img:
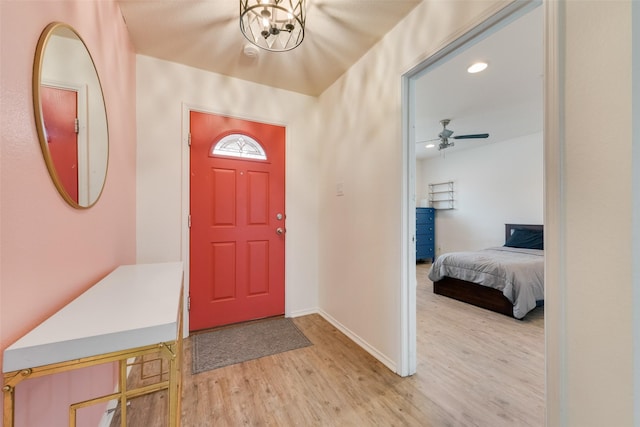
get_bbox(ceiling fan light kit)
[421,119,490,151]
[240,0,306,52]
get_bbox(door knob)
[276,227,285,235]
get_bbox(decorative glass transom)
[210,133,267,160]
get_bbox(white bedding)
[428,246,544,319]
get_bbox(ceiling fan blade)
[415,137,440,144]
[452,133,489,140]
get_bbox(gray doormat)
[192,317,312,374]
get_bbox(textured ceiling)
[118,1,543,160]
[118,0,421,96]
[414,6,543,158]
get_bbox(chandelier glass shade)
[240,0,306,52]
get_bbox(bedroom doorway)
[401,0,545,413]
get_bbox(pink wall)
[0,0,136,425]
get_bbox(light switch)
[336,182,344,196]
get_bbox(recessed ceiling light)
[425,144,435,149]
[467,62,488,74]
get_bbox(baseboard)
[287,307,319,318]
[97,359,135,427]
[180,307,397,373]
[98,399,118,427]
[317,309,397,373]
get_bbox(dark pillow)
[505,228,543,249]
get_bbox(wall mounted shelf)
[429,181,454,210]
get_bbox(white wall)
[135,55,320,326]
[314,0,512,370]
[314,0,638,424]
[417,133,543,254]
[547,1,634,425]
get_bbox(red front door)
[189,111,286,331]
[41,85,79,203]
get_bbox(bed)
[428,224,544,319]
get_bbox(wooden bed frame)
[432,223,543,318]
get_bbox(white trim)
[631,0,640,422]
[399,0,543,378]
[97,398,117,427]
[543,1,566,425]
[318,309,397,372]
[289,305,401,370]
[399,75,416,377]
[287,307,318,318]
[181,103,191,338]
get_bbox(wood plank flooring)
[177,262,544,426]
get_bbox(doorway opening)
[400,0,544,380]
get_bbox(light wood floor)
[133,262,544,426]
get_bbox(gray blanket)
[428,246,544,319]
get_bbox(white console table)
[2,262,184,427]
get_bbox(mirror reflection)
[34,23,108,208]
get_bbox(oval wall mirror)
[33,22,109,208]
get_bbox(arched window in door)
[210,133,267,160]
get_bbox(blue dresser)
[416,207,435,262]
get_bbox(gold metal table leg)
[2,340,182,427]
[2,384,14,427]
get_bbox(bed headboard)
[505,224,543,244]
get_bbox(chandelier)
[240,0,306,52]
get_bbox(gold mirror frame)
[33,22,109,209]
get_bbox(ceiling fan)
[421,119,489,151]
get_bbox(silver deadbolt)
[276,213,283,220]
[276,227,284,235]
